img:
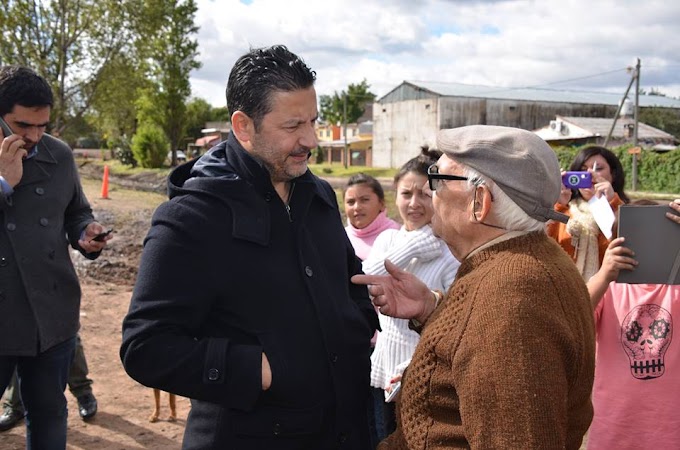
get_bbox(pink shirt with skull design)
[589,282,679,450]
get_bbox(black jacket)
[0,134,97,355]
[121,133,378,449]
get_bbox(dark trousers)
[0,336,76,450]
[373,388,396,442]
[2,334,92,412]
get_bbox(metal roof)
[384,80,680,109]
[534,116,677,143]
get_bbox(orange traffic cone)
[101,165,110,199]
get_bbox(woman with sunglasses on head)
[362,146,460,440]
[547,145,630,280]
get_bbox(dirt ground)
[0,160,383,450]
[0,162,602,449]
[2,166,191,449]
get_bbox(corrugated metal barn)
[373,80,680,168]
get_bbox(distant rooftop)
[534,115,677,145]
[380,80,680,109]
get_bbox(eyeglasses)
[427,164,468,191]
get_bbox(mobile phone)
[90,228,114,242]
[562,171,592,189]
[0,116,13,137]
[385,381,401,403]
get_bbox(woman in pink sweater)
[344,173,400,261]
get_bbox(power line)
[523,67,629,89]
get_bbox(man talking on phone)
[0,65,110,449]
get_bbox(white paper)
[588,195,616,239]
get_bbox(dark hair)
[569,145,630,203]
[0,66,53,116]
[344,173,385,202]
[226,45,316,131]
[394,145,443,185]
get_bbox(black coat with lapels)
[121,133,378,449]
[0,134,97,356]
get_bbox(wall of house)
[373,98,439,168]
[374,97,621,168]
[484,100,617,130]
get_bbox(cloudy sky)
[191,0,680,107]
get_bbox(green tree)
[211,106,230,123]
[138,0,201,166]
[87,54,149,147]
[185,98,213,140]
[0,0,134,142]
[131,123,168,168]
[319,79,376,125]
[639,107,680,139]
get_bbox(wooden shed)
[373,81,680,168]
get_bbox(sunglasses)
[427,164,468,191]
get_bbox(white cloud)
[190,0,680,105]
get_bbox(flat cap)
[437,125,568,223]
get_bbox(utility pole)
[603,59,641,191]
[343,93,348,169]
[604,71,635,147]
[632,58,640,191]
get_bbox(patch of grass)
[75,158,173,176]
[309,164,397,179]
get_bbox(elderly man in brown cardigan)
[353,125,595,450]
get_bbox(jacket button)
[273,423,281,435]
[207,368,219,381]
[39,218,49,226]
[339,432,348,443]
[6,223,16,231]
[0,257,7,267]
[331,354,338,363]
[35,187,45,195]
[265,192,272,202]
[48,250,55,259]
[305,266,313,277]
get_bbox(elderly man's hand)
[666,199,680,224]
[352,259,436,324]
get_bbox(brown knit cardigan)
[379,232,595,450]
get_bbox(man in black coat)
[0,66,110,449]
[121,45,379,449]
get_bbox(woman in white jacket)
[363,146,460,439]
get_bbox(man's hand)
[351,259,434,324]
[0,133,28,187]
[261,353,272,390]
[78,222,111,253]
[666,199,680,224]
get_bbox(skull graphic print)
[621,304,673,380]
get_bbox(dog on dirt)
[149,388,177,423]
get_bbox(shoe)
[77,393,97,421]
[0,407,24,432]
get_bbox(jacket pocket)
[231,403,324,437]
